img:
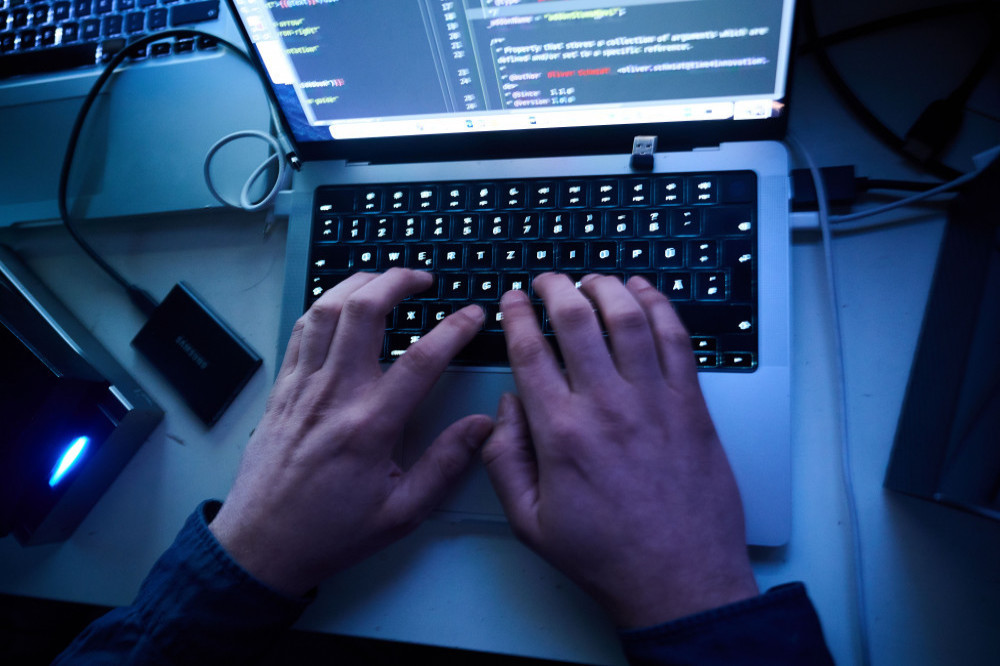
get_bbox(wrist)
[608,562,759,629]
[208,502,314,598]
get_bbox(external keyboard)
[0,0,221,78]
[306,171,759,371]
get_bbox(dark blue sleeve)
[618,583,835,665]
[53,501,311,665]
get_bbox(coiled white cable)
[203,129,292,212]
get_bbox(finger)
[580,274,660,383]
[296,272,380,374]
[377,303,485,414]
[533,273,616,390]
[482,393,540,540]
[325,268,434,375]
[500,287,568,413]
[384,413,494,529]
[275,317,305,383]
[627,276,699,386]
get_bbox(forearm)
[54,501,311,665]
[619,583,835,666]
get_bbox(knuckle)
[431,446,467,481]
[304,297,343,324]
[334,412,365,442]
[604,305,648,334]
[388,503,423,533]
[548,299,595,331]
[545,413,583,446]
[379,507,422,541]
[342,290,382,321]
[659,316,691,350]
[289,318,307,338]
[507,331,551,365]
[480,438,504,467]
[395,338,440,376]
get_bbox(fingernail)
[629,275,653,290]
[458,303,485,323]
[496,392,519,421]
[502,289,530,305]
[467,414,495,443]
[498,392,512,412]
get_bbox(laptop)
[229,0,796,546]
[0,3,270,228]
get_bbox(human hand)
[483,273,757,628]
[209,269,493,597]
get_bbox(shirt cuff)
[130,500,313,661]
[618,583,834,665]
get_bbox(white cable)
[787,135,873,666]
[830,167,982,224]
[204,129,291,212]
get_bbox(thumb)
[390,414,494,524]
[482,393,539,529]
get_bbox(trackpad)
[401,370,516,520]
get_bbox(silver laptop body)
[238,0,797,546]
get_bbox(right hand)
[482,273,758,628]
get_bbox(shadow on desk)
[0,594,583,666]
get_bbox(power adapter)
[131,283,262,426]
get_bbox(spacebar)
[0,43,99,79]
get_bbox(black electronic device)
[885,156,1000,520]
[131,283,262,427]
[0,245,164,546]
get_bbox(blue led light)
[48,436,90,488]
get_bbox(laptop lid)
[227,0,797,163]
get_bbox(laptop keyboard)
[307,171,759,371]
[0,0,220,78]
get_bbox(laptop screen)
[227,0,797,162]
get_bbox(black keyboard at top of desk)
[305,171,759,372]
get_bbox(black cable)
[58,30,254,317]
[903,14,1000,163]
[859,178,937,193]
[967,106,1000,124]
[790,165,953,210]
[799,0,997,182]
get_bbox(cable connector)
[790,165,857,211]
[630,135,657,171]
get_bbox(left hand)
[209,269,493,596]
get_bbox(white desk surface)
[3,3,1000,664]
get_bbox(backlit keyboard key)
[309,171,758,370]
